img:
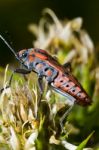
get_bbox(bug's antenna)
[0,34,18,59]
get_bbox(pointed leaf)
[76,131,94,150]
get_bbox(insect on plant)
[0,35,92,125]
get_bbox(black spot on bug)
[35,62,39,66]
[60,80,63,82]
[72,89,75,92]
[44,67,49,71]
[66,84,69,87]
[32,54,35,57]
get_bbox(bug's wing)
[48,55,72,73]
[51,85,76,105]
[63,62,71,72]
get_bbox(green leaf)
[76,131,94,150]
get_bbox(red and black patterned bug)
[0,35,91,107]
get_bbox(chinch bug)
[0,35,92,124]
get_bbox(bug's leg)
[14,68,31,74]
[37,76,43,106]
[0,72,14,93]
[60,101,74,131]
[34,77,43,119]
[0,69,31,93]
[15,68,31,80]
[11,68,31,85]
[63,62,71,72]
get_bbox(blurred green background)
[0,0,99,65]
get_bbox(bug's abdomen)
[33,58,91,106]
[51,71,91,106]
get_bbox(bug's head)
[17,48,36,69]
[17,49,28,61]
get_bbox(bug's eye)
[22,52,27,58]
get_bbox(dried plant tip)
[9,126,20,150]
[43,8,62,30]
[24,130,38,150]
[71,17,83,31]
[20,103,28,122]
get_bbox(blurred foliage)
[0,8,99,150]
